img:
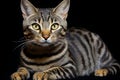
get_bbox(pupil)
[53,26,55,29]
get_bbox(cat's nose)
[42,34,50,40]
[42,30,50,40]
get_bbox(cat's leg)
[33,66,77,80]
[94,52,120,77]
[94,62,120,77]
[95,69,108,77]
[94,54,120,77]
[11,67,30,80]
[93,34,120,77]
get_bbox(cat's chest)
[21,51,70,72]
[20,42,70,72]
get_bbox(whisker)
[12,37,26,43]
[12,37,30,43]
[12,40,27,43]
[12,42,26,52]
[12,39,34,53]
[18,37,26,40]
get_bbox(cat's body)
[11,0,120,80]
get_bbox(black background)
[1,0,120,80]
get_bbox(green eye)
[51,23,59,30]
[32,23,40,30]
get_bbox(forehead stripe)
[47,15,50,21]
[40,12,44,21]
[38,18,41,23]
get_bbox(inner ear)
[53,0,70,19]
[21,0,38,19]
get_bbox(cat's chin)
[31,41,55,47]
[40,42,52,47]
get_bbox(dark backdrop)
[1,0,120,80]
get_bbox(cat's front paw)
[11,72,24,80]
[33,72,49,80]
[95,69,108,77]
[11,67,29,80]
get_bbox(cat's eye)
[32,23,40,30]
[51,23,59,30]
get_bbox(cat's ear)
[20,0,38,19]
[53,0,70,20]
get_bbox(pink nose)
[42,34,50,40]
[41,30,50,40]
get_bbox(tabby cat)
[11,0,120,80]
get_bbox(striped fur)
[11,0,120,80]
[67,28,120,76]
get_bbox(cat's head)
[21,0,70,46]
